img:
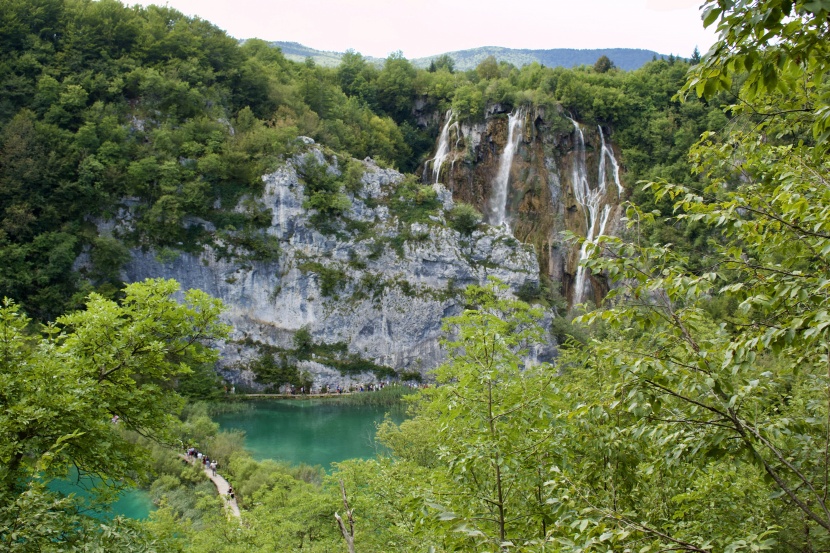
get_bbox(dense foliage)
[0,278,227,551]
[0,0,720,320]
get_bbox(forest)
[1,0,830,551]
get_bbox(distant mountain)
[268,41,665,71]
[414,46,664,72]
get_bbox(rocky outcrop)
[116,145,542,390]
[422,107,626,307]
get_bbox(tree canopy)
[0,278,227,551]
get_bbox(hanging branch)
[334,479,356,553]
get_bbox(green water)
[49,471,154,520]
[48,399,396,520]
[215,399,403,467]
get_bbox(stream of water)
[427,109,457,184]
[570,119,622,305]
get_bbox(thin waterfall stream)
[487,110,524,227]
[427,109,457,184]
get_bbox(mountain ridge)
[269,41,668,71]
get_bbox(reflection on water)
[214,399,404,467]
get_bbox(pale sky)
[129,0,718,59]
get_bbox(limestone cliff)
[421,107,626,307]
[114,144,541,390]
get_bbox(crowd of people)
[186,447,219,477]
[184,447,237,506]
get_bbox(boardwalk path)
[181,454,240,519]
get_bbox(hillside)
[260,40,356,67]
[270,40,665,70]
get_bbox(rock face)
[422,107,626,307]
[119,146,541,390]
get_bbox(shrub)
[298,153,351,223]
[448,202,482,235]
[389,175,441,224]
[298,261,347,297]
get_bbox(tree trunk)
[334,479,356,553]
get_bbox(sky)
[128,0,718,59]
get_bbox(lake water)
[214,398,403,467]
[53,398,397,519]
[49,471,154,520]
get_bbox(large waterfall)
[426,110,457,184]
[487,110,524,227]
[570,120,621,305]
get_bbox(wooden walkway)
[181,454,240,519]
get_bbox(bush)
[448,202,482,235]
[298,261,347,297]
[293,326,314,357]
[205,430,248,467]
[389,175,441,223]
[342,159,365,194]
[298,153,351,220]
[516,281,540,303]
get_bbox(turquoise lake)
[49,472,155,520]
[214,398,404,467]
[53,399,399,519]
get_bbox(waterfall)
[427,110,457,184]
[487,110,524,227]
[598,125,624,197]
[570,119,618,305]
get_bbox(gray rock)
[117,149,542,387]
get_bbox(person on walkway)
[210,460,217,476]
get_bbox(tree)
[451,84,484,122]
[429,54,455,74]
[593,54,613,73]
[690,45,701,65]
[476,55,500,80]
[555,0,830,549]
[405,281,557,550]
[337,49,371,98]
[685,0,830,145]
[0,278,228,550]
[376,52,416,123]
